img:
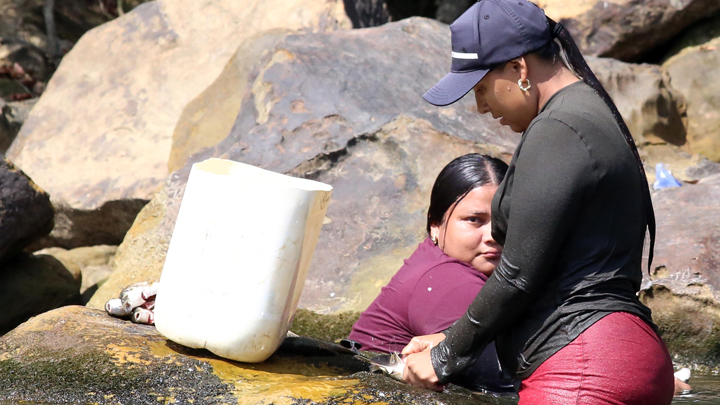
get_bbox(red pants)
[518,312,674,405]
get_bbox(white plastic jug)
[154,158,332,362]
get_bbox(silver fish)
[359,352,406,381]
[105,298,131,317]
[132,307,155,325]
[119,281,159,312]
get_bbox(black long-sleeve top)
[430,81,656,382]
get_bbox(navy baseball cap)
[423,0,552,106]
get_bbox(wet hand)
[401,333,446,355]
[402,350,445,392]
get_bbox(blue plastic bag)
[653,163,682,190]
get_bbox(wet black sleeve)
[430,117,597,382]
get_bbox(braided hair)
[540,18,657,273]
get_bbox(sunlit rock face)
[6,0,355,250]
[0,306,508,405]
[663,36,720,163]
[88,17,519,311]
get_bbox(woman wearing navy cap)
[401,0,675,403]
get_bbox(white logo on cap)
[451,51,479,59]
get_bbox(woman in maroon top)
[349,153,513,392]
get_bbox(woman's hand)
[401,333,446,355]
[401,333,447,391]
[403,350,445,391]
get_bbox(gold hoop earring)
[518,78,531,92]
[431,235,438,245]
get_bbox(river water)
[672,371,720,404]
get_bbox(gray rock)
[640,173,720,366]
[540,0,720,61]
[87,17,518,310]
[6,0,355,250]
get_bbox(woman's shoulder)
[399,239,482,279]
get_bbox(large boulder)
[380,0,720,61]
[0,252,80,335]
[87,17,519,310]
[663,36,720,162]
[640,173,720,366]
[535,0,720,61]
[0,157,53,264]
[0,306,503,404]
[6,0,357,250]
[89,17,720,313]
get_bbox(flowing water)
[672,371,720,404]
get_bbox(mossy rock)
[290,309,362,343]
[641,284,720,370]
[0,306,511,404]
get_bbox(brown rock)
[663,36,720,162]
[0,253,80,335]
[640,173,720,365]
[537,0,720,61]
[24,198,147,251]
[658,10,720,63]
[88,17,518,310]
[587,56,687,147]
[0,306,500,404]
[7,0,354,249]
[641,144,720,186]
[34,245,117,304]
[0,157,53,264]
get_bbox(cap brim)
[423,69,489,106]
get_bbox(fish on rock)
[357,352,407,381]
[105,298,131,317]
[132,307,155,325]
[105,281,159,325]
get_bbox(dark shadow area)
[639,9,720,65]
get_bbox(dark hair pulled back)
[426,154,508,235]
[543,18,656,272]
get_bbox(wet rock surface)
[0,306,513,404]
